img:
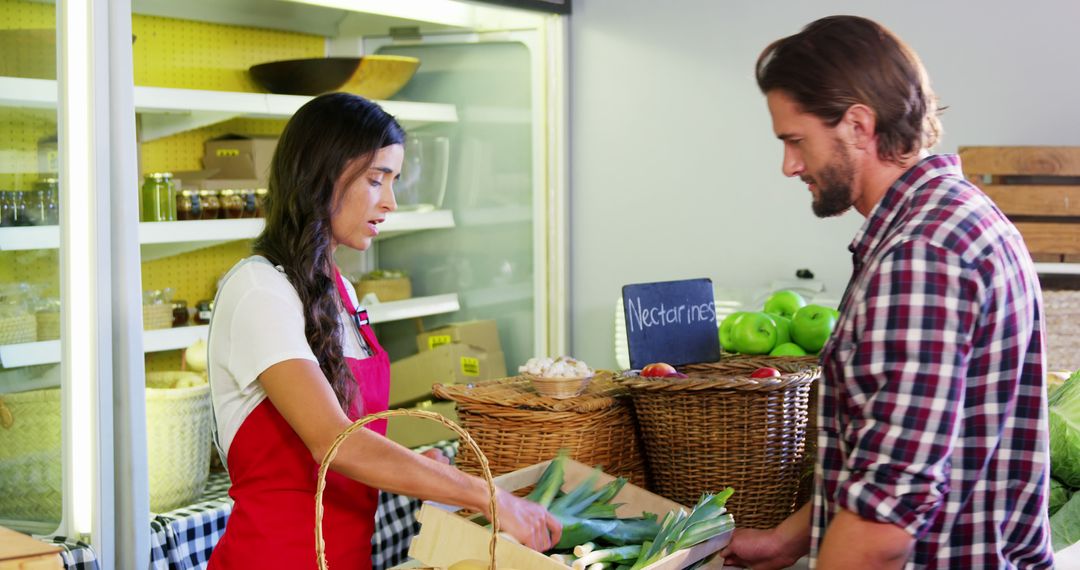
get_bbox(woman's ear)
[842,104,877,151]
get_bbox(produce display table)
[42,440,459,570]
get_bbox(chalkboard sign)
[622,278,721,369]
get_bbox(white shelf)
[366,293,460,323]
[0,76,459,140]
[0,293,461,367]
[0,210,456,259]
[1035,263,1080,275]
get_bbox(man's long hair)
[756,15,943,165]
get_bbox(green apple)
[731,312,778,355]
[790,304,838,353]
[764,313,791,346]
[763,290,807,319]
[770,342,808,356]
[718,311,747,352]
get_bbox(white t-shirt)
[208,256,368,458]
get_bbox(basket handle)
[315,408,499,570]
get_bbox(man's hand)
[721,527,803,569]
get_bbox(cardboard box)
[203,135,278,182]
[389,343,507,408]
[416,320,502,355]
[385,399,459,449]
[408,459,732,570]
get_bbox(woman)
[206,92,561,569]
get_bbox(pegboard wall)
[0,0,326,371]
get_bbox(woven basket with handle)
[432,372,649,488]
[619,355,820,530]
[315,409,499,570]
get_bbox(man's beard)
[808,140,856,218]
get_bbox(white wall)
[568,0,1080,369]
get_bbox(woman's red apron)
[208,268,390,569]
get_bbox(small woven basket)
[522,373,592,399]
[315,409,498,570]
[1043,290,1080,371]
[143,303,174,331]
[0,312,36,345]
[35,311,60,341]
[0,389,63,523]
[619,355,820,529]
[355,277,412,302]
[433,372,649,488]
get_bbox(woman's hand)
[421,448,450,464]
[490,488,562,553]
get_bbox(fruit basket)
[619,355,820,529]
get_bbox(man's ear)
[842,104,877,151]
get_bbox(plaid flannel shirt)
[811,154,1053,568]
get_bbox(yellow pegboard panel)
[0,0,54,29]
[141,239,253,314]
[132,14,323,92]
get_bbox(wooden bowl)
[248,55,420,99]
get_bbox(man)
[722,15,1053,569]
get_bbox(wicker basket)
[143,303,174,330]
[0,312,37,345]
[35,311,60,341]
[316,409,499,570]
[1043,290,1080,371]
[432,372,649,488]
[619,355,820,529]
[0,372,211,522]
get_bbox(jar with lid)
[238,189,257,218]
[254,188,268,217]
[194,299,213,325]
[172,300,189,327]
[218,189,245,219]
[6,191,31,226]
[0,192,12,227]
[141,173,175,222]
[199,190,221,220]
[176,189,202,221]
[33,178,59,225]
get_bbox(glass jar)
[194,299,213,325]
[141,173,174,222]
[255,188,268,217]
[7,191,30,226]
[219,189,245,219]
[176,189,202,221]
[199,190,221,220]
[238,189,257,218]
[172,300,189,327]
[33,178,59,225]
[22,190,44,226]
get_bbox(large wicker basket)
[0,372,211,523]
[432,372,649,488]
[619,355,820,529]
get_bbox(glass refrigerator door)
[362,20,569,369]
[0,0,67,536]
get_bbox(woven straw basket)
[0,372,211,522]
[143,303,174,330]
[1043,290,1080,372]
[0,312,36,345]
[315,409,499,570]
[619,355,820,529]
[432,372,649,488]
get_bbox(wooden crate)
[958,146,1080,262]
[407,459,731,570]
[0,526,62,570]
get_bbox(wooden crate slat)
[959,146,1080,176]
[983,184,1080,217]
[1015,222,1080,255]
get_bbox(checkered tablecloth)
[50,439,459,570]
